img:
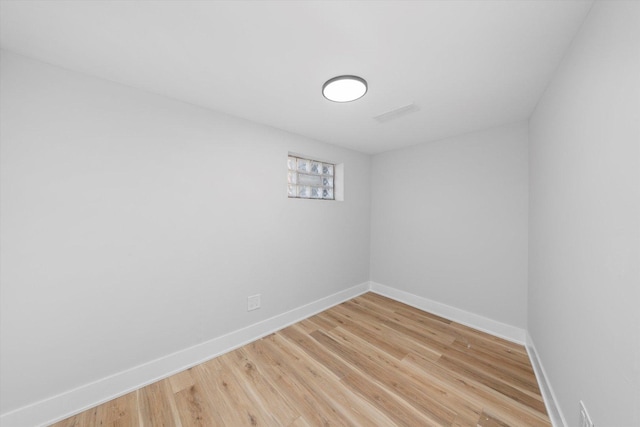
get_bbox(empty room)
[0,1,638,426]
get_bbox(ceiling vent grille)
[373,103,419,123]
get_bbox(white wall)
[370,123,529,328]
[0,51,371,416]
[4,3,639,424]
[528,1,640,426]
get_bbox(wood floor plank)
[295,318,322,334]
[173,383,220,427]
[305,312,339,332]
[137,379,180,427]
[477,410,512,427]
[169,368,196,394]
[279,324,352,379]
[54,407,99,427]
[363,293,529,363]
[199,355,273,426]
[388,304,531,366]
[341,371,436,426]
[449,322,527,354]
[437,355,546,412]
[403,352,550,426]
[325,326,484,426]
[326,326,480,425]
[441,343,541,396]
[360,292,452,325]
[317,307,410,360]
[184,364,229,426]
[449,338,536,382]
[96,392,139,427]
[243,338,344,426]
[225,348,300,425]
[312,328,457,425]
[341,299,457,349]
[326,304,444,362]
[288,416,312,427]
[51,293,550,427]
[353,300,458,347]
[266,332,399,426]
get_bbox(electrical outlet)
[580,401,594,427]
[247,294,261,311]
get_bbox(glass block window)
[287,155,335,200]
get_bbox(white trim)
[0,282,370,427]
[369,281,526,344]
[526,332,567,427]
[3,281,553,427]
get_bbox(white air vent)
[373,103,419,123]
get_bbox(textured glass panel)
[297,186,311,198]
[287,156,297,170]
[311,187,323,199]
[322,176,333,187]
[322,164,334,176]
[298,173,322,186]
[310,161,321,174]
[287,156,335,200]
[297,158,310,173]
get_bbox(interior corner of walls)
[369,282,526,344]
[525,332,567,427]
[0,281,369,427]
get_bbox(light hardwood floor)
[51,293,550,426]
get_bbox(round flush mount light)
[322,75,367,103]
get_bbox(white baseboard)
[369,281,527,344]
[369,283,562,425]
[0,282,370,427]
[526,332,567,427]
[2,281,554,427]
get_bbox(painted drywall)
[370,123,529,328]
[0,51,371,415]
[528,1,640,426]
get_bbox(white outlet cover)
[247,294,261,311]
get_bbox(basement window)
[287,155,334,200]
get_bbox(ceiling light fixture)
[322,75,367,103]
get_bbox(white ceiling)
[0,0,593,154]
